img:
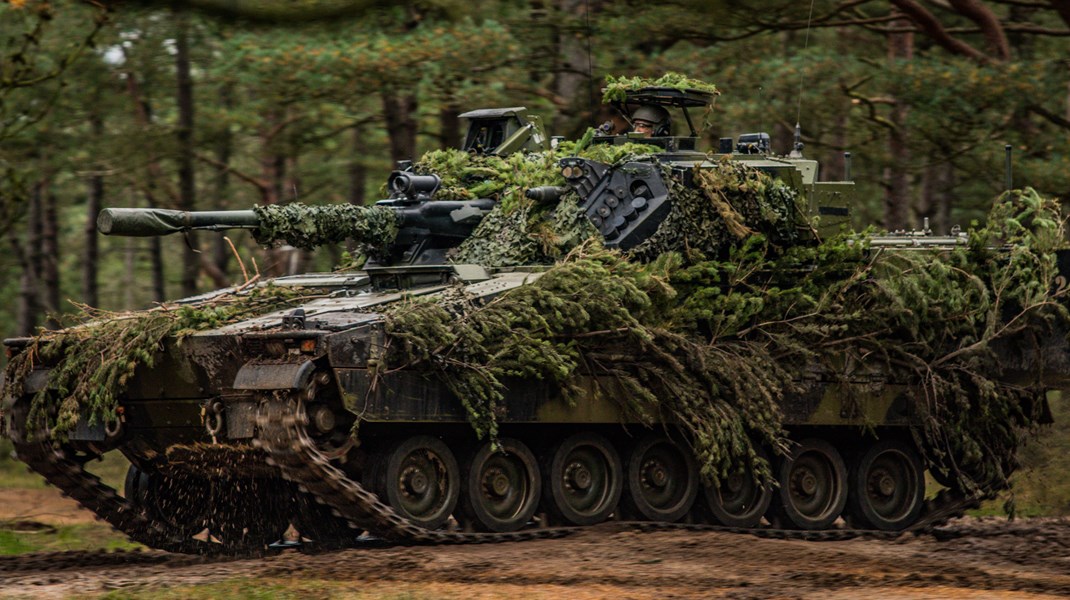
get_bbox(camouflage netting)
[629,158,810,262]
[5,285,314,439]
[383,188,1067,495]
[413,140,663,266]
[410,134,805,268]
[252,203,399,252]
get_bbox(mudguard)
[233,360,316,391]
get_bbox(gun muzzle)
[525,186,569,204]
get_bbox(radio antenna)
[793,0,817,156]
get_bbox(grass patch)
[0,439,48,490]
[83,449,132,491]
[0,439,129,491]
[0,522,141,555]
[974,390,1070,517]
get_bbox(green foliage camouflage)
[439,146,804,267]
[252,203,398,252]
[601,72,721,104]
[629,158,810,262]
[5,285,313,439]
[412,142,661,266]
[383,187,1066,495]
[384,243,788,485]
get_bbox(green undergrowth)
[383,188,1068,496]
[0,522,141,555]
[0,439,46,489]
[4,285,315,440]
[976,390,1070,517]
[0,440,127,490]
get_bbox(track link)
[252,393,976,545]
[8,440,227,555]
[253,394,572,544]
[2,392,977,555]
[6,398,271,557]
[633,489,977,541]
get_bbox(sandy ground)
[1,487,1069,599]
[0,488,98,526]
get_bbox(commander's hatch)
[460,107,548,156]
[617,87,712,136]
[598,87,714,152]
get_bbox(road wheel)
[292,488,362,547]
[208,476,292,550]
[544,432,622,526]
[622,435,698,522]
[702,447,774,528]
[770,438,847,530]
[368,435,460,530]
[460,438,541,532]
[847,439,925,531]
[124,465,208,537]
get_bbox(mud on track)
[1,517,1069,599]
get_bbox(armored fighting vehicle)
[3,83,1066,554]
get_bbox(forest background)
[1,0,1070,520]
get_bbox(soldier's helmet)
[631,104,671,136]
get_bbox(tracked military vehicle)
[3,83,1067,554]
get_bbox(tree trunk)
[826,111,849,182]
[919,161,954,235]
[285,153,301,204]
[257,109,285,277]
[210,84,234,287]
[947,0,1010,60]
[348,124,367,207]
[123,62,168,303]
[123,236,136,309]
[13,184,43,336]
[149,235,166,303]
[439,103,461,150]
[883,13,914,230]
[551,0,592,135]
[258,111,283,208]
[83,113,103,308]
[13,237,38,336]
[41,187,61,329]
[175,7,198,297]
[283,153,302,275]
[381,90,418,165]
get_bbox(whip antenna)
[793,0,817,157]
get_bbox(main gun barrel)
[98,208,260,236]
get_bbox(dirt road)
[2,507,1069,599]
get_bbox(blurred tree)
[0,0,1068,336]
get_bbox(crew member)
[630,105,671,137]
